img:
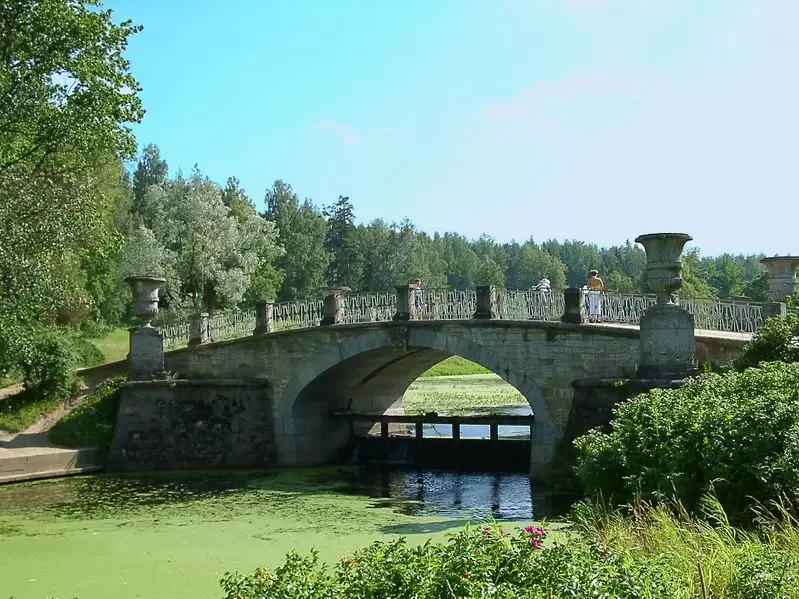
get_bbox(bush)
[220,523,691,599]
[49,378,122,450]
[735,304,799,370]
[574,362,799,522]
[15,326,81,399]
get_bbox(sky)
[108,0,799,257]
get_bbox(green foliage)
[0,0,144,325]
[570,496,799,599]
[574,362,799,522]
[0,388,61,433]
[218,521,725,598]
[419,356,491,377]
[735,305,799,370]
[49,378,121,450]
[16,326,81,399]
[264,180,329,300]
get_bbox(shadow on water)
[0,466,579,523]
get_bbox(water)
[0,466,570,522]
[0,467,575,598]
[383,404,534,439]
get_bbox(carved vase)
[634,233,692,304]
[760,256,799,302]
[125,275,166,327]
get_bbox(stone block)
[637,304,697,379]
[128,326,165,380]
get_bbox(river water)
[0,467,574,598]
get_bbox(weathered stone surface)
[474,285,499,319]
[253,301,274,334]
[147,320,744,477]
[561,287,584,324]
[108,380,274,471]
[128,326,165,380]
[188,313,210,346]
[760,256,799,302]
[638,304,697,379]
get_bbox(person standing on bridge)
[413,278,423,318]
[586,270,604,323]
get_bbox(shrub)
[49,378,122,450]
[574,362,799,522]
[220,523,691,599]
[735,296,799,370]
[16,326,81,399]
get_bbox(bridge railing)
[497,289,564,321]
[344,292,396,323]
[273,298,325,330]
[159,289,768,348]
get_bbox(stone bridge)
[108,241,798,477]
[110,317,749,477]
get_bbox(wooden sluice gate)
[332,412,534,472]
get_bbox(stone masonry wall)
[107,380,274,471]
[145,321,747,477]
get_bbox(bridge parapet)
[158,288,777,350]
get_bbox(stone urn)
[125,275,166,327]
[634,233,692,304]
[760,256,799,302]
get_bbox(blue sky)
[109,0,798,257]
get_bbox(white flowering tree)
[125,175,281,314]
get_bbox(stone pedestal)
[637,304,697,379]
[188,313,210,346]
[473,285,499,319]
[320,287,350,326]
[760,256,799,302]
[561,287,584,324]
[393,284,414,321]
[635,233,696,379]
[253,301,274,334]
[124,275,166,381]
[128,326,165,380]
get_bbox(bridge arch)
[273,326,559,473]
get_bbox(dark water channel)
[0,465,573,523]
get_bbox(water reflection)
[0,467,574,524]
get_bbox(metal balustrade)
[160,289,766,348]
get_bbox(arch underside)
[277,329,558,472]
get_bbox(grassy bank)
[403,373,527,415]
[420,355,490,377]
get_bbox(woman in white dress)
[586,270,604,323]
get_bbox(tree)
[221,176,256,224]
[264,180,329,300]
[476,256,505,287]
[132,144,168,209]
[679,249,715,299]
[0,0,144,325]
[323,195,362,288]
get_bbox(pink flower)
[464,571,472,578]
[531,538,542,549]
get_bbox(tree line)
[0,0,770,384]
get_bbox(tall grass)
[570,495,799,598]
